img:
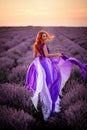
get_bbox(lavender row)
[0,83,36,115]
[0,105,38,130]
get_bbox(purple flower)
[0,105,37,130]
[0,57,15,83]
[63,100,87,129]
[0,83,35,114]
[61,81,87,109]
[8,65,27,85]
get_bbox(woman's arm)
[43,44,62,58]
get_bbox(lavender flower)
[61,81,87,110]
[0,57,14,83]
[0,105,37,130]
[0,83,36,115]
[8,65,27,85]
[63,100,87,130]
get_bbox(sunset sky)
[0,0,87,26]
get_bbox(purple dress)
[25,44,87,121]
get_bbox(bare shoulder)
[43,44,47,49]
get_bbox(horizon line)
[0,25,87,28]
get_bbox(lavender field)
[0,26,87,130]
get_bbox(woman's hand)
[57,53,62,57]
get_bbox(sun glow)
[0,0,87,26]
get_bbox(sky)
[0,0,87,26]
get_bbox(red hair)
[33,30,54,55]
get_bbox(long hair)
[33,30,54,54]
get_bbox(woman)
[26,30,87,121]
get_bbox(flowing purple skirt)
[25,54,87,120]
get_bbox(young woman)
[26,30,87,121]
